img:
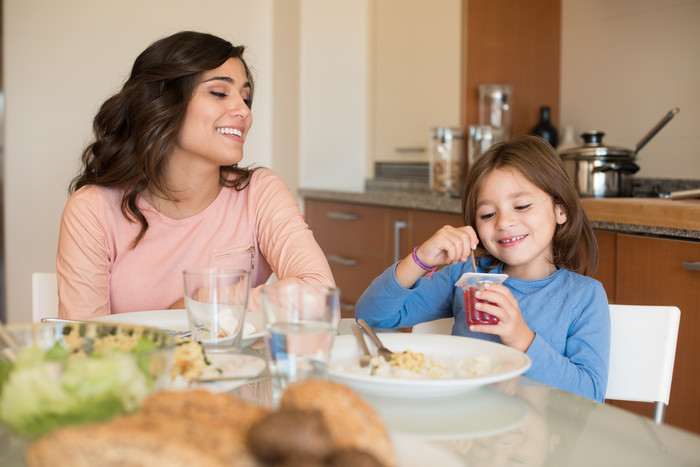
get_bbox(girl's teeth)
[217,128,242,137]
[501,235,525,244]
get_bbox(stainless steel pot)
[559,108,679,197]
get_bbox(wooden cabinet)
[304,199,462,317]
[594,231,700,434]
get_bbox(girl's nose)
[495,211,516,229]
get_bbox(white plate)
[92,309,265,347]
[393,433,463,467]
[328,333,531,398]
[168,353,267,393]
[366,386,529,440]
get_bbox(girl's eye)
[479,212,495,221]
[515,204,532,211]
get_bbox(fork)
[351,324,372,367]
[357,319,394,362]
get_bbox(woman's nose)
[230,95,250,118]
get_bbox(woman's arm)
[250,170,335,310]
[56,187,111,319]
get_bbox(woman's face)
[475,167,567,280]
[172,58,253,171]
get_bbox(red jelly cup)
[455,272,509,326]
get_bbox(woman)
[57,31,334,319]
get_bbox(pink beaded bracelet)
[412,247,437,279]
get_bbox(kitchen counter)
[299,188,700,241]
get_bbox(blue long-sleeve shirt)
[355,261,610,402]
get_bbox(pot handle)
[592,162,640,174]
[633,107,679,156]
[592,163,618,173]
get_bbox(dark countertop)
[299,187,700,241]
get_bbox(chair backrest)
[411,317,454,335]
[605,304,680,424]
[32,272,59,322]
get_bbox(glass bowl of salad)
[0,321,175,439]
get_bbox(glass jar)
[429,127,465,197]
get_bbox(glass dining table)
[230,323,700,467]
[2,320,700,467]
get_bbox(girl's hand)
[468,283,535,353]
[394,225,479,289]
[416,225,479,267]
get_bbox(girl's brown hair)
[71,31,256,246]
[461,135,598,275]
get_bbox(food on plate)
[280,380,396,467]
[336,349,493,379]
[170,338,211,381]
[0,323,172,438]
[25,382,396,467]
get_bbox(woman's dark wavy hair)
[70,31,256,247]
[461,135,598,275]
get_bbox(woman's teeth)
[217,128,242,137]
[500,235,526,244]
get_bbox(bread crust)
[280,380,396,467]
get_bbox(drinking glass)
[260,283,340,403]
[183,267,251,354]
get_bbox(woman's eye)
[210,91,227,98]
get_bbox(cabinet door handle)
[394,147,426,153]
[682,262,700,272]
[394,220,407,263]
[327,254,358,267]
[326,211,358,221]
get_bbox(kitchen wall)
[560,0,700,179]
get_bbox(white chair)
[411,317,454,335]
[605,304,681,424]
[32,272,59,322]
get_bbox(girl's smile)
[475,168,567,280]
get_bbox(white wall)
[3,0,274,323]
[561,0,700,179]
[299,0,368,192]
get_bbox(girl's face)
[172,58,253,172]
[475,168,567,280]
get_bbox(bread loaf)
[280,380,396,467]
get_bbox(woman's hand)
[468,282,535,353]
[394,225,479,289]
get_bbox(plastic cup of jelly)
[455,272,509,326]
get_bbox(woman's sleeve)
[525,281,610,402]
[56,188,111,319]
[250,170,335,308]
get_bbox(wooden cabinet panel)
[592,229,617,302]
[614,234,700,434]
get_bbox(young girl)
[355,135,610,402]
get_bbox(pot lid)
[559,131,634,159]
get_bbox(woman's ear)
[555,204,568,225]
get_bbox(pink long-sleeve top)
[56,168,334,319]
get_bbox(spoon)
[351,325,372,367]
[357,319,394,362]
